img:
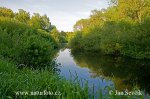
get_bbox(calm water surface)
[56,48,150,96]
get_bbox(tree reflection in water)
[71,51,150,94]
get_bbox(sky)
[0,0,109,31]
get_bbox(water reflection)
[56,48,150,95]
[71,50,150,94]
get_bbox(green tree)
[0,17,58,67]
[0,7,14,18]
[70,0,150,59]
[110,0,150,23]
[73,19,90,32]
[15,9,30,23]
[29,13,52,32]
[51,27,60,43]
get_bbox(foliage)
[0,7,14,18]
[15,9,30,23]
[70,0,150,59]
[66,32,75,43]
[50,29,68,44]
[0,59,90,99]
[70,32,84,51]
[0,7,67,45]
[0,7,55,32]
[0,17,58,67]
[1,59,146,99]
[29,13,53,32]
[59,31,68,43]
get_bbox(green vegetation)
[0,59,146,99]
[0,6,70,67]
[0,0,150,98]
[0,59,90,99]
[0,17,58,68]
[0,7,67,45]
[0,7,14,18]
[0,7,94,99]
[71,50,150,94]
[66,32,75,43]
[70,0,150,59]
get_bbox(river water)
[56,48,150,96]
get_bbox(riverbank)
[0,59,91,99]
[56,48,150,98]
[0,6,149,99]
[70,0,150,60]
[1,57,148,99]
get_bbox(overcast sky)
[0,0,109,31]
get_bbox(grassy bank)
[0,59,91,99]
[1,59,147,99]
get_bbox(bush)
[69,32,84,51]
[121,18,150,59]
[70,18,150,59]
[0,17,58,67]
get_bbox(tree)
[0,7,14,18]
[51,27,60,43]
[70,0,150,59]
[73,19,90,31]
[15,9,30,23]
[110,0,150,23]
[41,15,52,32]
[29,13,52,32]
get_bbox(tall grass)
[0,59,90,99]
[0,59,148,99]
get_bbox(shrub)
[0,17,58,67]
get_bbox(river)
[56,48,150,97]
